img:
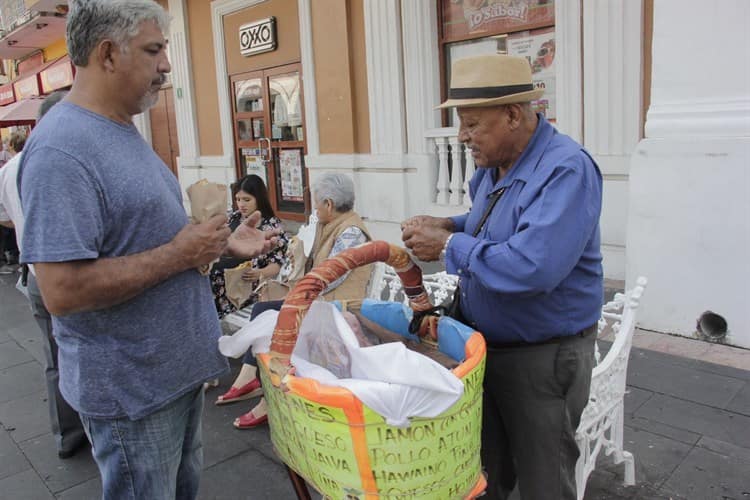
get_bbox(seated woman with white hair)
[216,172,373,429]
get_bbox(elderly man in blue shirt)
[402,54,603,499]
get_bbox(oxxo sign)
[239,17,277,57]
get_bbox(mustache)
[152,75,167,86]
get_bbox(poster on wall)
[278,149,304,202]
[242,148,267,185]
[441,0,554,43]
[507,26,555,121]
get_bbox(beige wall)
[311,0,370,154]
[223,1,301,76]
[183,0,370,158]
[186,0,222,156]
[348,0,370,154]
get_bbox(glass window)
[269,72,303,142]
[234,78,263,113]
[444,28,556,126]
[273,147,306,214]
[445,36,506,126]
[237,119,252,141]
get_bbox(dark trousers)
[0,226,18,263]
[242,300,284,366]
[27,274,86,454]
[481,326,596,500]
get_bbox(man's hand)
[401,215,453,262]
[171,214,231,268]
[227,211,281,259]
[400,215,454,233]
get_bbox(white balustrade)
[425,127,472,207]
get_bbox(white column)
[434,137,450,205]
[627,0,750,348]
[167,0,200,166]
[448,137,463,206]
[554,0,582,142]
[583,0,642,158]
[132,112,152,144]
[582,0,643,280]
[297,0,319,157]
[363,0,406,154]
[400,0,440,154]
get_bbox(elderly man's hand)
[400,215,454,233]
[227,211,282,259]
[401,215,453,262]
[172,214,231,268]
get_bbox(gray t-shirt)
[20,102,228,420]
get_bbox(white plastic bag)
[291,302,464,428]
[217,309,279,358]
[15,275,29,300]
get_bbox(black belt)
[486,324,597,350]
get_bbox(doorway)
[230,63,308,221]
[149,86,180,178]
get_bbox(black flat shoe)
[58,440,87,460]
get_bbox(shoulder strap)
[473,187,506,237]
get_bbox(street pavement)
[1,269,748,499]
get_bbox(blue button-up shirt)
[447,115,603,344]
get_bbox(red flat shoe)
[233,409,268,429]
[215,378,262,405]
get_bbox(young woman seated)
[210,174,289,319]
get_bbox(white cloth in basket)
[218,301,464,428]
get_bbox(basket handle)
[266,240,433,386]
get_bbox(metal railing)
[0,0,28,32]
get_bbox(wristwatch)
[440,233,454,263]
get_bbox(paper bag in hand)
[186,179,228,274]
[223,262,257,309]
[186,179,228,223]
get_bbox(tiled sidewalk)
[1,271,748,499]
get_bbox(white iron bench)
[223,264,648,498]
[373,266,648,498]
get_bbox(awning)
[40,56,74,93]
[0,83,14,106]
[10,56,65,101]
[0,96,45,126]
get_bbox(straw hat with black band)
[438,54,544,109]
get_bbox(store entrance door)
[230,63,308,221]
[149,86,180,178]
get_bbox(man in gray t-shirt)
[19,2,278,498]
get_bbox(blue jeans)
[80,387,204,500]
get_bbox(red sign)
[441,0,555,43]
[40,57,74,93]
[0,83,14,106]
[13,74,40,99]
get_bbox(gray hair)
[67,0,170,66]
[313,173,356,213]
[37,90,68,121]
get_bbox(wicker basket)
[259,241,487,499]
